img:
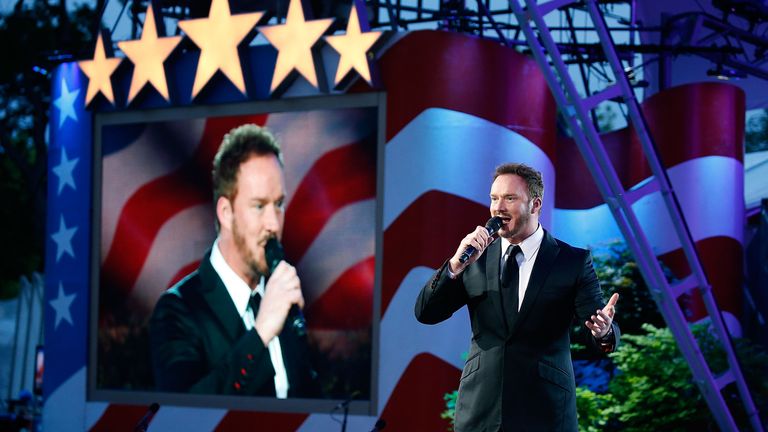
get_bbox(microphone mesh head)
[486,216,503,234]
[265,237,285,274]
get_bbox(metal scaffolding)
[505,0,763,430]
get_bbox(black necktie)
[501,245,522,330]
[249,292,262,319]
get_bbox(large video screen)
[89,94,383,414]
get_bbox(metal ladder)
[506,0,763,430]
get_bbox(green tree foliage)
[0,1,96,298]
[576,386,616,432]
[746,108,768,153]
[441,390,457,429]
[590,241,666,335]
[597,323,768,431]
[604,324,713,430]
[595,102,620,133]
[572,241,666,361]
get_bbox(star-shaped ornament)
[78,33,122,105]
[52,147,79,195]
[178,0,264,98]
[50,282,77,329]
[325,2,382,86]
[258,0,334,93]
[51,214,78,262]
[53,78,80,127]
[117,4,182,103]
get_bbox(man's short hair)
[493,163,544,201]
[212,124,283,205]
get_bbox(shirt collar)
[210,238,263,317]
[500,224,544,261]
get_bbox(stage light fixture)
[706,63,747,80]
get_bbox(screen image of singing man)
[415,163,621,431]
[149,124,318,397]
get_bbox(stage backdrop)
[45,27,744,431]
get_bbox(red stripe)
[382,191,488,315]
[642,82,744,165]
[658,236,742,321]
[282,141,376,263]
[305,257,375,329]
[351,30,557,158]
[378,353,461,432]
[555,128,637,209]
[101,114,268,303]
[555,82,744,209]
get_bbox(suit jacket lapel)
[198,250,246,341]
[511,230,560,335]
[483,238,508,333]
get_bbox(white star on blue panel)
[52,78,80,128]
[51,214,77,262]
[52,147,79,195]
[49,282,76,329]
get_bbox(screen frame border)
[87,92,386,416]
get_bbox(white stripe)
[721,311,742,338]
[146,406,227,431]
[695,311,743,338]
[129,204,216,314]
[384,108,555,230]
[85,401,110,430]
[44,367,87,431]
[296,199,376,304]
[101,119,205,261]
[378,267,470,410]
[266,109,374,209]
[551,156,744,252]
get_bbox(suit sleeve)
[414,261,469,324]
[149,292,274,395]
[572,251,621,353]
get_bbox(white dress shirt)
[210,239,290,398]
[499,224,545,312]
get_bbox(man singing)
[150,124,316,397]
[415,163,620,431]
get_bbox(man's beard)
[498,204,531,239]
[232,219,266,278]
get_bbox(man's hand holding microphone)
[448,216,503,275]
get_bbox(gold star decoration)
[117,4,182,103]
[78,33,123,105]
[325,2,382,86]
[178,0,264,98]
[258,0,334,92]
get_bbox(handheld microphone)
[458,216,503,263]
[133,403,159,432]
[265,237,307,337]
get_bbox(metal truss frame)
[505,0,764,430]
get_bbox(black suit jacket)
[149,250,317,397]
[415,230,619,432]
